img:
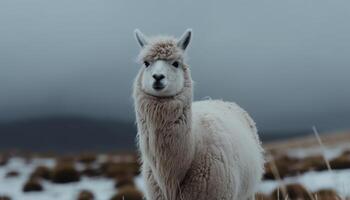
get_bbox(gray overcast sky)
[0,0,349,133]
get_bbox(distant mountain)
[0,116,137,153]
[259,130,311,141]
[0,116,317,153]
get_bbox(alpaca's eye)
[172,61,179,68]
[144,61,150,67]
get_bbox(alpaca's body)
[134,69,264,200]
[186,100,264,199]
[133,29,264,200]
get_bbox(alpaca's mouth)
[152,82,165,91]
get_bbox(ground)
[0,132,350,199]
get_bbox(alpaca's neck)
[134,69,195,199]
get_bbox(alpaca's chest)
[136,103,189,155]
[137,116,193,176]
[138,124,182,163]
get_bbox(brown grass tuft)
[30,166,52,180]
[51,163,80,183]
[0,155,8,166]
[114,173,135,189]
[110,185,143,200]
[329,154,350,170]
[81,167,102,177]
[0,195,11,200]
[78,153,97,165]
[5,170,20,178]
[255,192,273,200]
[100,161,139,179]
[271,183,311,200]
[23,178,43,192]
[313,189,341,200]
[77,190,95,200]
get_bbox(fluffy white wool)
[133,35,264,200]
[137,36,185,63]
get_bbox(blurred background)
[0,0,349,153]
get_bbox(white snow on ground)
[0,158,116,200]
[1,145,350,200]
[259,169,350,198]
[260,144,350,198]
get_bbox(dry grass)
[0,132,348,200]
[259,127,349,200]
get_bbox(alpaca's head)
[134,29,192,97]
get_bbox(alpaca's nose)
[152,74,165,81]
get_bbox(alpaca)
[132,29,264,200]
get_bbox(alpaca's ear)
[177,29,192,50]
[134,29,149,47]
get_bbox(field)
[0,131,350,200]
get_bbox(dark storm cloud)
[0,0,349,133]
